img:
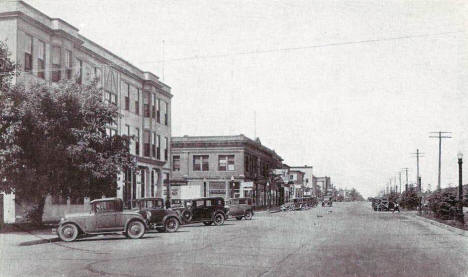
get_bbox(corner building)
[171,135,283,208]
[0,1,172,222]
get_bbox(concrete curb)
[408,214,468,237]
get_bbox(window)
[105,127,117,137]
[289,175,294,180]
[151,95,156,118]
[51,46,61,82]
[156,135,161,160]
[164,102,169,126]
[105,91,117,105]
[124,84,130,111]
[245,155,250,173]
[151,132,156,157]
[75,58,83,84]
[143,130,151,157]
[135,128,140,156]
[24,34,32,72]
[218,155,235,171]
[135,89,140,115]
[173,155,180,171]
[65,50,72,79]
[37,40,45,79]
[144,92,150,117]
[156,99,160,123]
[195,200,204,208]
[141,169,145,198]
[125,124,131,147]
[164,137,169,161]
[193,155,209,171]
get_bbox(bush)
[427,191,460,220]
[400,189,419,210]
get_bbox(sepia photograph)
[0,0,467,276]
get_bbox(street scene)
[1,0,468,276]
[2,202,468,277]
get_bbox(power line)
[429,131,452,191]
[137,30,464,65]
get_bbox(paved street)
[1,202,468,277]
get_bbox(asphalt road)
[1,202,468,277]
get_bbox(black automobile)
[170,198,193,223]
[184,197,228,226]
[132,198,182,232]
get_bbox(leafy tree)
[0,41,135,224]
[400,188,419,210]
[349,188,364,201]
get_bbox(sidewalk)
[0,223,58,246]
[406,213,468,237]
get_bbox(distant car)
[293,198,307,210]
[280,202,295,211]
[57,198,147,242]
[377,200,390,211]
[132,198,181,233]
[303,196,318,208]
[170,199,193,223]
[185,197,228,226]
[322,196,333,207]
[225,198,254,220]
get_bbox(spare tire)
[182,210,192,223]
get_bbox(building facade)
[313,176,331,196]
[289,165,314,196]
[171,135,283,207]
[0,1,172,223]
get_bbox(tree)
[349,188,364,201]
[0,41,135,224]
[400,188,419,210]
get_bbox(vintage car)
[132,198,181,232]
[293,198,307,210]
[184,197,228,226]
[303,196,318,208]
[57,198,147,242]
[225,198,254,220]
[170,199,193,223]
[322,196,333,207]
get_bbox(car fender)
[162,214,181,225]
[124,217,148,231]
[60,219,86,234]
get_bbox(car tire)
[203,221,213,226]
[235,216,243,220]
[126,220,145,239]
[164,217,179,233]
[244,211,253,220]
[182,210,193,223]
[213,213,225,226]
[58,223,79,242]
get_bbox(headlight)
[60,217,65,222]
[146,211,152,220]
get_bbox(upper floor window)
[143,130,151,157]
[105,127,117,137]
[164,137,169,161]
[24,34,33,72]
[75,58,83,84]
[144,92,150,118]
[173,155,180,171]
[124,83,130,111]
[51,46,61,82]
[151,95,156,118]
[37,40,45,79]
[164,102,169,126]
[156,99,161,123]
[151,132,156,157]
[65,50,72,79]
[135,89,140,115]
[105,91,117,105]
[156,135,161,160]
[135,128,140,156]
[218,155,235,171]
[193,155,209,171]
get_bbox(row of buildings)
[0,1,331,224]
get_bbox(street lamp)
[457,152,464,223]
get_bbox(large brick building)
[170,135,284,207]
[0,1,172,223]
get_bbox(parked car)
[57,198,147,242]
[225,198,254,220]
[170,198,193,223]
[184,197,228,226]
[322,196,333,207]
[280,201,295,211]
[303,196,318,208]
[132,198,181,233]
[293,198,306,210]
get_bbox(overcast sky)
[27,0,468,197]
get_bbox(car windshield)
[140,199,163,208]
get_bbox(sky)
[25,0,468,198]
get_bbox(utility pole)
[402,168,409,192]
[399,171,402,193]
[411,149,424,192]
[429,132,452,191]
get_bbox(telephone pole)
[402,168,409,192]
[399,171,402,193]
[411,149,424,192]
[429,132,452,191]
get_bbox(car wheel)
[164,217,179,233]
[182,210,193,223]
[126,220,145,239]
[235,216,243,220]
[244,211,253,220]
[213,213,225,226]
[58,223,79,242]
[203,221,213,226]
